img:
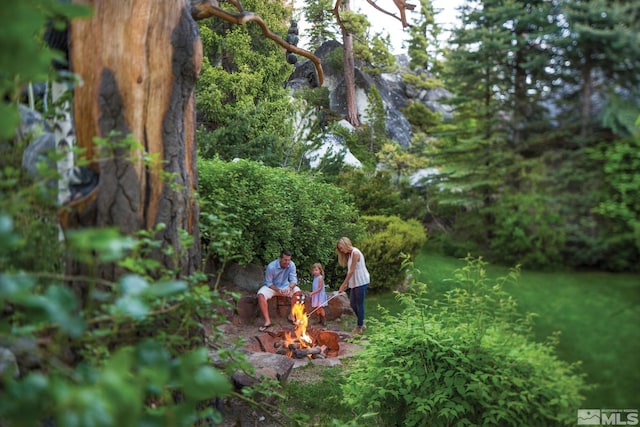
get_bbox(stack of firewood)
[273,340,329,359]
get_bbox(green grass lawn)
[365,249,640,409]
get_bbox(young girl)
[310,262,328,326]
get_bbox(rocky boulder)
[287,40,453,149]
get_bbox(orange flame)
[292,301,312,347]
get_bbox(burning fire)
[263,297,338,359]
[285,300,313,349]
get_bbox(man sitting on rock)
[256,250,301,332]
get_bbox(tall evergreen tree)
[428,0,640,269]
[430,0,562,254]
[364,85,388,152]
[303,0,339,51]
[434,0,517,244]
[555,0,640,141]
[505,0,560,147]
[445,0,558,147]
[407,0,443,74]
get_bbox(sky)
[292,0,465,54]
[354,0,465,53]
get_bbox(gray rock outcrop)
[287,40,453,149]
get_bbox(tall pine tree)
[555,0,640,141]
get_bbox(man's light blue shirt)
[263,259,297,289]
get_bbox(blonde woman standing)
[336,237,370,334]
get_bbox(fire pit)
[248,297,340,359]
[255,327,340,359]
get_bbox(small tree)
[357,215,427,291]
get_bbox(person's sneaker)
[351,326,362,334]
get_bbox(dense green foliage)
[195,0,296,166]
[587,137,640,270]
[406,0,444,74]
[3,0,638,424]
[0,148,62,274]
[411,248,640,409]
[0,0,88,140]
[342,258,589,426]
[302,0,339,52]
[197,156,427,290]
[335,168,429,220]
[0,136,247,426]
[0,213,240,426]
[357,215,427,291]
[198,157,361,282]
[423,0,640,271]
[285,251,638,424]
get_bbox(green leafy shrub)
[489,191,566,270]
[198,157,361,280]
[335,169,430,221]
[336,169,403,216]
[402,72,441,91]
[325,46,344,74]
[195,6,296,166]
[329,124,377,170]
[357,215,427,291]
[0,1,89,140]
[342,257,589,426]
[0,216,238,426]
[587,137,640,271]
[292,87,331,110]
[402,101,443,133]
[0,156,62,273]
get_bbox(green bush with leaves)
[195,0,296,166]
[488,190,566,270]
[0,215,241,426]
[587,137,640,271]
[342,257,588,426]
[357,215,427,291]
[198,157,361,281]
[403,100,443,133]
[0,0,89,140]
[335,168,431,222]
[336,169,403,216]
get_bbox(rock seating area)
[235,291,352,326]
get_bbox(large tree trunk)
[342,30,360,127]
[338,0,360,127]
[67,0,202,284]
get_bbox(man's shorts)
[257,285,301,300]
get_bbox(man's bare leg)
[258,294,271,326]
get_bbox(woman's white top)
[348,247,370,288]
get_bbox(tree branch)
[190,0,324,85]
[364,0,415,28]
[332,0,347,34]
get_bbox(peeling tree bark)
[68,0,202,282]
